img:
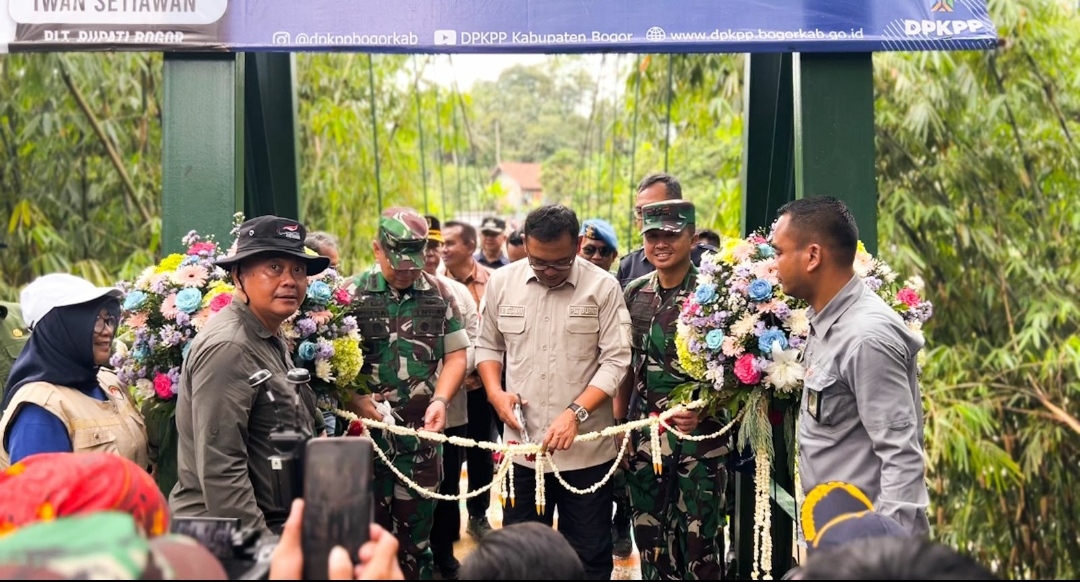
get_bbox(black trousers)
[430,424,467,565]
[465,388,497,518]
[503,461,615,580]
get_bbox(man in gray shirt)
[171,215,329,535]
[771,196,930,537]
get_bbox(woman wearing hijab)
[0,273,148,469]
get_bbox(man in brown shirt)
[439,219,497,539]
[171,215,328,535]
[476,204,632,580]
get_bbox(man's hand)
[269,499,405,580]
[488,390,526,431]
[345,393,382,421]
[542,408,580,452]
[669,408,700,433]
[423,399,447,432]
[355,523,405,580]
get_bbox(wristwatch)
[567,403,589,423]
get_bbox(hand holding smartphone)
[301,436,375,580]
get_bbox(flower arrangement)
[111,229,235,410]
[281,267,366,406]
[673,230,933,579]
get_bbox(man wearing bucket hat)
[347,206,469,580]
[170,215,328,536]
[617,200,731,580]
[0,273,147,470]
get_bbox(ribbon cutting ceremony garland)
[334,400,774,576]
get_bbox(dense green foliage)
[0,1,1077,576]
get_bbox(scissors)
[512,394,532,445]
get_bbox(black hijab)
[1,296,121,413]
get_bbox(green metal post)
[737,52,798,580]
[162,53,245,254]
[244,52,300,220]
[793,52,878,254]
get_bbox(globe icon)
[645,27,666,41]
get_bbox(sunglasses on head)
[581,244,615,258]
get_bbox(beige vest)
[0,369,149,470]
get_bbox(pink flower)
[309,310,333,326]
[160,294,179,320]
[153,372,174,400]
[897,287,921,308]
[333,287,352,306]
[125,312,148,329]
[172,265,209,288]
[187,242,216,256]
[733,353,762,385]
[209,293,233,312]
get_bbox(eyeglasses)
[528,257,575,272]
[581,244,615,258]
[94,315,118,334]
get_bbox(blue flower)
[182,341,193,360]
[757,244,775,258]
[705,329,724,350]
[758,328,789,354]
[175,288,203,314]
[306,281,333,305]
[123,290,148,311]
[747,279,774,302]
[694,284,718,305]
[132,345,150,362]
[298,340,319,362]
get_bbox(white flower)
[134,266,157,290]
[854,253,875,277]
[788,308,810,337]
[879,263,897,283]
[730,312,759,339]
[112,339,129,358]
[315,359,334,383]
[696,273,715,287]
[135,378,155,401]
[905,275,925,292]
[705,365,726,385]
[763,342,804,392]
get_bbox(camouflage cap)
[378,207,428,270]
[640,200,695,234]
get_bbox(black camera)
[254,368,313,505]
[170,517,279,580]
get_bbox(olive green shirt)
[0,302,30,396]
[170,299,321,535]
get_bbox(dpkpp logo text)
[272,31,291,45]
[434,30,457,45]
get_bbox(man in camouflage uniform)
[618,200,730,580]
[348,207,469,580]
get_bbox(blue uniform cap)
[579,218,619,251]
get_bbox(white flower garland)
[752,448,773,580]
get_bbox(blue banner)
[1,0,997,54]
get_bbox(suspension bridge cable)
[606,53,623,226]
[627,54,644,247]
[664,54,675,173]
[412,56,429,214]
[434,86,448,218]
[367,54,383,213]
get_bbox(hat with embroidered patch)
[215,215,329,276]
[580,218,619,251]
[378,207,428,270]
[801,481,910,554]
[640,200,695,234]
[479,216,506,235]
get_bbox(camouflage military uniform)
[0,302,29,394]
[352,266,467,580]
[624,265,729,580]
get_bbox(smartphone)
[301,436,375,580]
